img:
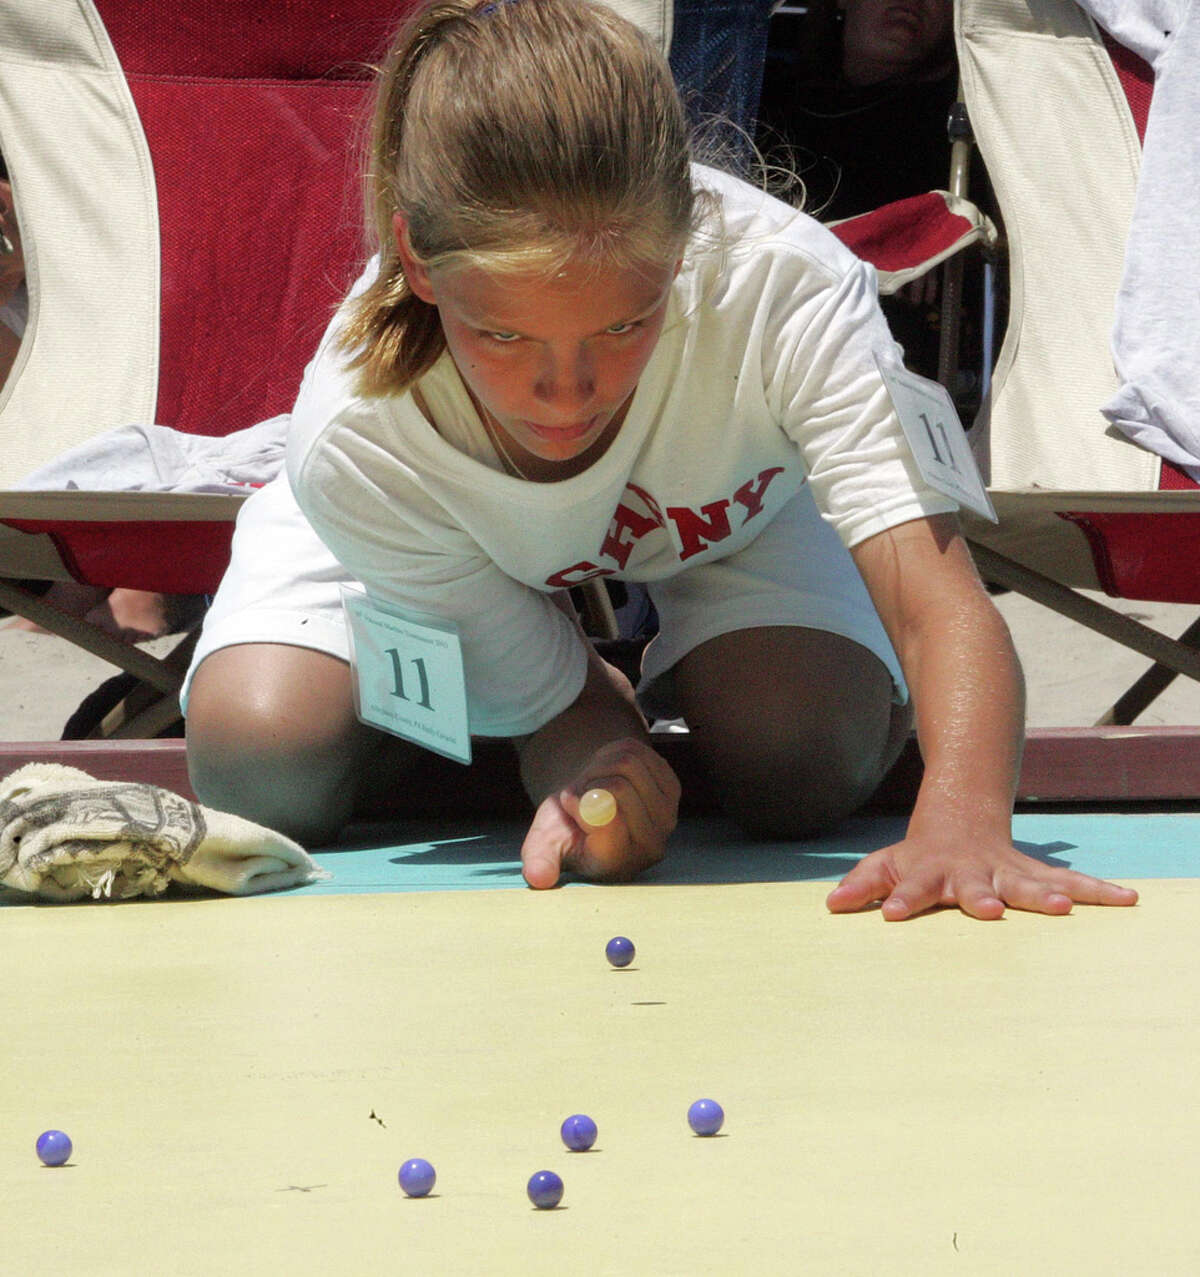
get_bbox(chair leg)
[100,690,184,740]
[937,100,973,391]
[577,579,620,641]
[968,541,1200,688]
[1096,614,1200,726]
[0,576,199,739]
[0,577,181,693]
[84,630,200,740]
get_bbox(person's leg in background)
[669,0,777,171]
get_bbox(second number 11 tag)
[875,355,997,523]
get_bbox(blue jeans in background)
[668,0,776,171]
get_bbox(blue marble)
[560,1114,598,1152]
[36,1130,72,1167]
[687,1099,725,1137]
[398,1157,436,1198]
[527,1169,564,1209]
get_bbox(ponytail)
[338,4,477,395]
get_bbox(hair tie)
[479,0,519,13]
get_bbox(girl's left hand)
[520,736,680,888]
[826,832,1139,921]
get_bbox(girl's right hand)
[520,736,680,888]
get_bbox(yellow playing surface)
[5,879,1193,1274]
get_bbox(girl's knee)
[693,699,910,838]
[711,741,882,839]
[186,719,360,845]
[185,646,364,843]
[673,630,911,837]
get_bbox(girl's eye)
[486,331,520,343]
[606,322,637,336]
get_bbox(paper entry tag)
[341,585,472,764]
[876,356,997,523]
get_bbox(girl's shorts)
[636,483,906,719]
[181,473,905,717]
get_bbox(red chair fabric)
[829,191,980,275]
[2,2,417,594]
[2,517,238,594]
[90,0,413,438]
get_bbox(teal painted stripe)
[3,811,1190,907]
[295,810,1199,896]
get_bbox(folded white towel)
[0,764,329,900]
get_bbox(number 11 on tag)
[874,355,997,523]
[341,585,473,764]
[918,410,959,472]
[386,649,433,710]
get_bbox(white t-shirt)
[287,166,956,735]
[1073,0,1200,476]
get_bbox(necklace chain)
[479,405,534,481]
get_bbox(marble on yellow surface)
[4,880,1189,1275]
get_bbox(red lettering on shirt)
[732,466,786,522]
[543,468,793,584]
[601,499,665,570]
[666,500,733,561]
[545,561,615,588]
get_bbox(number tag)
[875,356,997,523]
[341,585,472,764]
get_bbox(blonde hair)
[339,0,697,396]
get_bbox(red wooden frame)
[5,731,1200,810]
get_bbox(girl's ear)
[392,212,436,305]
